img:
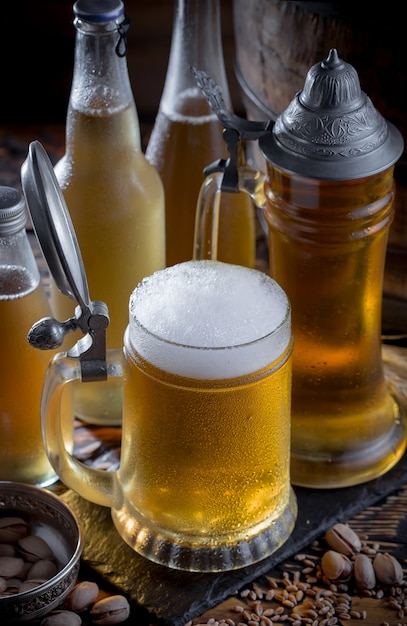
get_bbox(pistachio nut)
[90,594,130,624]
[41,610,82,626]
[0,543,16,557]
[373,552,404,585]
[0,555,25,578]
[0,517,28,543]
[4,577,22,594]
[26,559,58,580]
[325,523,361,556]
[321,549,353,581]
[65,580,100,612]
[19,578,47,593]
[17,535,55,563]
[353,553,376,590]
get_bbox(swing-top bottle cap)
[259,48,404,180]
[73,0,124,23]
[0,186,27,236]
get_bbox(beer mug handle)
[41,350,123,508]
[193,167,267,261]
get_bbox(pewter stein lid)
[259,48,404,180]
[21,141,109,381]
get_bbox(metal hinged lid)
[192,49,404,183]
[20,141,109,382]
[259,48,404,180]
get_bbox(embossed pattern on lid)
[259,49,404,180]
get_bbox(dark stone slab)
[61,449,407,626]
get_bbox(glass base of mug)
[111,488,297,572]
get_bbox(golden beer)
[122,345,292,538]
[146,90,256,267]
[0,267,57,486]
[264,168,407,487]
[115,260,296,569]
[53,105,165,423]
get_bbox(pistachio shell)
[373,552,404,585]
[0,555,25,578]
[321,550,353,581]
[65,580,100,612]
[0,544,16,557]
[353,553,376,589]
[325,523,361,556]
[17,535,54,562]
[0,517,28,543]
[26,559,58,580]
[19,578,47,592]
[90,594,130,624]
[41,610,82,626]
[4,577,22,594]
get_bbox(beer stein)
[21,141,297,573]
[192,49,407,489]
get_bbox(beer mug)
[22,141,297,573]
[192,51,407,489]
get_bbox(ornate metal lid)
[259,48,404,180]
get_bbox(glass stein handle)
[41,349,124,507]
[193,167,267,261]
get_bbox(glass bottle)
[146,0,255,268]
[53,0,166,425]
[0,186,58,486]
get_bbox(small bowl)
[0,481,84,622]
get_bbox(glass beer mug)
[21,141,297,573]
[192,49,407,489]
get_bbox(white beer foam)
[128,260,291,379]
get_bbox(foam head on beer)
[128,260,291,379]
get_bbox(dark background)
[1,0,240,125]
[2,1,405,140]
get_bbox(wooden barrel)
[233,0,407,333]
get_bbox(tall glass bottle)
[53,0,166,425]
[0,187,58,486]
[146,0,255,268]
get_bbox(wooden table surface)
[1,125,407,626]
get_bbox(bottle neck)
[70,17,134,114]
[159,0,231,115]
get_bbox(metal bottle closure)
[21,141,109,383]
[192,48,404,184]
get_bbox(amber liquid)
[146,88,256,267]
[0,267,57,486]
[118,343,292,543]
[265,168,407,487]
[53,105,165,424]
